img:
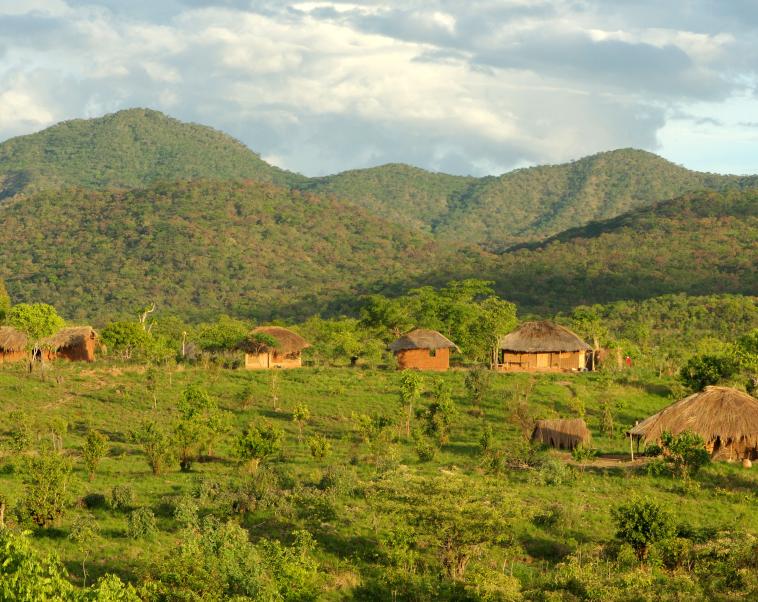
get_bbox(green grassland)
[1,361,755,599]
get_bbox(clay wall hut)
[243,326,310,370]
[531,418,591,450]
[0,327,28,363]
[628,386,758,461]
[389,328,459,371]
[496,321,592,372]
[44,327,98,362]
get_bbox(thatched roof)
[389,328,460,353]
[0,326,27,352]
[44,327,98,350]
[531,418,591,450]
[628,386,758,448]
[246,326,310,354]
[498,321,591,353]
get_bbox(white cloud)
[0,0,756,175]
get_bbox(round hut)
[389,328,459,371]
[243,326,310,370]
[531,418,591,450]
[0,326,27,363]
[496,321,592,372]
[44,327,98,362]
[628,386,758,461]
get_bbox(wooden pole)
[629,434,634,461]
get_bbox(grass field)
[1,361,756,599]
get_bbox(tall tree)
[6,303,65,372]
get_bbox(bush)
[109,484,136,512]
[529,458,575,486]
[130,420,173,476]
[20,452,72,527]
[127,507,158,539]
[307,433,332,460]
[478,425,494,456]
[660,430,710,479]
[679,353,738,391]
[81,429,109,481]
[317,465,357,496]
[611,498,675,560]
[571,445,598,461]
[235,421,283,472]
[413,430,438,462]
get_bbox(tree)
[660,430,710,479]
[420,380,458,445]
[679,353,738,391]
[399,370,423,438]
[6,303,65,372]
[82,430,109,481]
[100,321,150,360]
[131,420,173,476]
[307,433,332,460]
[611,498,674,560]
[235,421,283,472]
[69,512,100,587]
[292,403,311,443]
[173,384,229,471]
[0,278,10,323]
[464,367,492,414]
[21,451,72,527]
[194,315,250,353]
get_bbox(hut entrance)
[536,354,549,368]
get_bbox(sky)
[1,0,757,177]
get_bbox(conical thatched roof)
[532,418,591,450]
[498,321,591,353]
[0,326,27,352]
[389,328,459,353]
[44,327,97,350]
[246,326,310,354]
[628,386,758,448]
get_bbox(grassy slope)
[0,108,303,199]
[0,362,755,596]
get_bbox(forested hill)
[0,180,482,323]
[480,189,758,313]
[4,109,758,249]
[0,109,303,200]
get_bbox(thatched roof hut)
[496,321,592,372]
[44,327,97,351]
[243,326,310,370]
[498,321,591,353]
[389,329,459,353]
[0,326,27,352]
[629,386,758,460]
[389,328,459,371]
[531,418,591,450]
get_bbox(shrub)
[611,498,675,560]
[464,367,492,411]
[127,507,158,539]
[20,452,72,527]
[130,420,173,476]
[679,354,738,391]
[109,484,136,512]
[529,458,574,486]
[317,465,357,496]
[7,411,34,452]
[571,445,598,462]
[660,430,710,479]
[81,429,109,481]
[478,425,494,456]
[307,433,332,461]
[413,432,438,463]
[173,495,200,529]
[235,421,283,473]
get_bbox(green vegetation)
[0,359,755,600]
[0,108,302,200]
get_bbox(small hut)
[243,326,310,370]
[44,327,98,362]
[628,386,758,461]
[531,418,591,450]
[389,328,459,371]
[0,326,27,363]
[495,321,592,372]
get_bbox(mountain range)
[0,108,756,322]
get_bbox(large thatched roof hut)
[629,386,758,461]
[0,326,27,363]
[389,328,459,371]
[243,326,310,370]
[45,327,98,362]
[531,418,591,450]
[496,321,592,372]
